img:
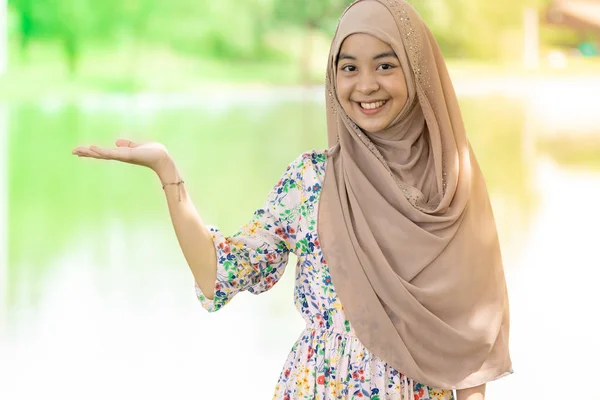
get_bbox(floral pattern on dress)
[196,151,454,400]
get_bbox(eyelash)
[379,63,395,70]
[340,63,395,72]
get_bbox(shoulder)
[274,150,326,195]
[268,150,326,207]
[287,149,327,181]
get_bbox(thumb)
[115,138,139,148]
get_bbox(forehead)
[339,33,394,56]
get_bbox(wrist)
[154,156,179,182]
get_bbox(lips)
[356,99,388,115]
[360,100,387,110]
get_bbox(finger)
[72,146,91,154]
[90,145,122,160]
[73,147,109,160]
[88,146,112,160]
[91,145,134,162]
[116,139,138,148]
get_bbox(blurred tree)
[411,0,554,59]
[9,0,41,59]
[8,0,94,74]
[143,0,275,60]
[274,0,350,30]
[273,0,351,82]
[53,0,92,75]
[5,0,562,78]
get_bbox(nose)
[356,71,379,95]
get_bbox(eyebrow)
[337,51,398,62]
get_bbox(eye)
[340,64,356,72]
[377,63,395,71]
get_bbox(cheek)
[399,75,409,103]
[336,78,352,103]
[391,80,408,108]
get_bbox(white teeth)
[360,100,386,110]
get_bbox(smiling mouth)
[359,100,387,109]
[356,100,388,115]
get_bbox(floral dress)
[195,151,455,400]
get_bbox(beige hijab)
[317,0,512,390]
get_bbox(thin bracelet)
[161,180,185,202]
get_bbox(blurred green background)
[1,0,599,98]
[0,1,599,399]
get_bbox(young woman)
[72,0,512,399]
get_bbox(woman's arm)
[72,140,218,299]
[155,158,217,299]
[456,384,486,400]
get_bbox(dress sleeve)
[195,154,306,312]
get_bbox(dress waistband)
[304,325,357,339]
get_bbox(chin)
[356,119,387,134]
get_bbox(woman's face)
[335,33,408,134]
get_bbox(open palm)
[72,139,170,171]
